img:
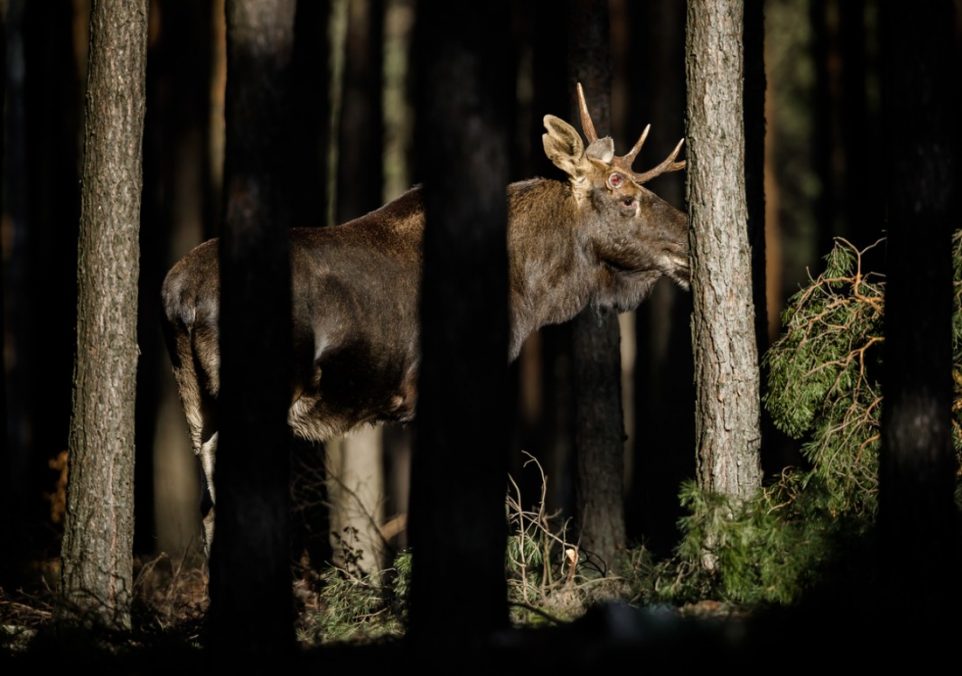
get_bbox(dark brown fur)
[161,113,688,546]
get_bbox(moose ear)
[585,137,615,163]
[542,115,586,178]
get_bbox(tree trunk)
[879,0,959,645]
[627,0,694,556]
[744,0,767,358]
[0,1,10,586]
[838,0,882,249]
[60,0,147,629]
[409,0,511,647]
[567,0,627,573]
[329,0,387,575]
[686,0,762,562]
[6,0,84,571]
[529,0,575,520]
[208,0,296,656]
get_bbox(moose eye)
[607,172,624,189]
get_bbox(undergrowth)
[644,235,962,607]
[297,453,633,643]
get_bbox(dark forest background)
[1,0,961,662]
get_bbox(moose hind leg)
[198,430,218,556]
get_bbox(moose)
[162,85,689,549]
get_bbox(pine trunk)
[879,0,959,643]
[208,0,297,656]
[686,0,762,536]
[567,0,627,572]
[60,0,148,628]
[409,0,511,647]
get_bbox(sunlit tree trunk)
[60,0,148,629]
[686,0,763,569]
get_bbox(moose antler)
[576,82,686,184]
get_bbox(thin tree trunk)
[0,0,11,586]
[744,0,767,358]
[60,0,148,628]
[567,0,627,572]
[409,0,511,647]
[627,0,693,556]
[686,0,762,565]
[839,0,883,249]
[879,0,959,645]
[208,0,296,656]
[810,0,836,260]
[330,0,387,575]
[530,0,574,519]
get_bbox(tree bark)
[567,0,627,572]
[409,0,511,647]
[60,0,148,628]
[686,0,762,535]
[208,0,296,656]
[879,0,959,645]
[530,0,574,520]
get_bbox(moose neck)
[505,178,598,357]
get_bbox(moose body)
[162,87,689,548]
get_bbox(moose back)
[162,85,689,545]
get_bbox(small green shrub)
[655,235,962,606]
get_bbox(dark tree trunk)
[291,0,331,229]
[287,0,334,570]
[626,0,694,556]
[879,0,959,646]
[0,0,10,586]
[6,0,83,568]
[567,0,627,572]
[409,0,511,648]
[838,0,883,249]
[686,0,762,562]
[530,0,575,518]
[744,0,767,358]
[60,0,147,628]
[337,0,383,221]
[208,0,296,656]
[810,0,838,260]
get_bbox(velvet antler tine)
[576,82,598,143]
[632,138,686,184]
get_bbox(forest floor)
[1,553,952,671]
[0,552,750,669]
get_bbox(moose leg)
[198,431,218,556]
